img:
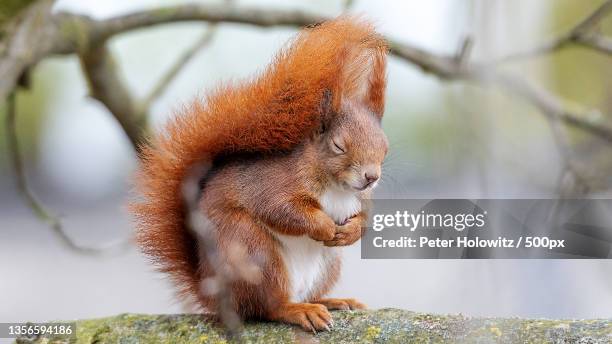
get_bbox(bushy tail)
[130,15,387,305]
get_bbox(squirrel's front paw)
[324,216,363,247]
[309,212,336,242]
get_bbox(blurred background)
[1,0,612,324]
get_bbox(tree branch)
[5,90,132,255]
[492,0,612,61]
[455,36,474,66]
[574,33,612,55]
[0,0,68,103]
[79,43,146,152]
[141,26,217,112]
[5,91,61,231]
[390,41,612,144]
[544,105,590,197]
[572,0,612,34]
[80,4,327,45]
[140,0,236,112]
[492,72,612,144]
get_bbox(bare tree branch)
[572,0,612,34]
[0,0,70,104]
[455,36,474,66]
[492,0,612,62]
[141,26,217,112]
[5,90,132,255]
[78,5,327,45]
[140,0,236,112]
[574,33,612,55]
[388,41,612,144]
[5,91,61,230]
[492,72,612,144]
[79,43,146,152]
[544,106,590,197]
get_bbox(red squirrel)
[131,16,388,332]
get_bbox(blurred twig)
[141,26,217,112]
[4,90,132,255]
[5,91,61,230]
[389,42,612,144]
[492,0,612,62]
[545,108,591,197]
[455,36,474,67]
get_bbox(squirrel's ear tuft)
[366,45,387,118]
[339,34,388,119]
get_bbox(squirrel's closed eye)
[331,140,346,154]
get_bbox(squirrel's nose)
[362,165,381,187]
[365,173,379,184]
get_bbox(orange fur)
[131,15,387,330]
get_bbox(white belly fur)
[274,187,361,302]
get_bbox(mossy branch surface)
[16,309,612,344]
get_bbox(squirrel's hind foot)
[269,302,333,333]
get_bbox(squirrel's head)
[311,31,388,193]
[315,96,388,193]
